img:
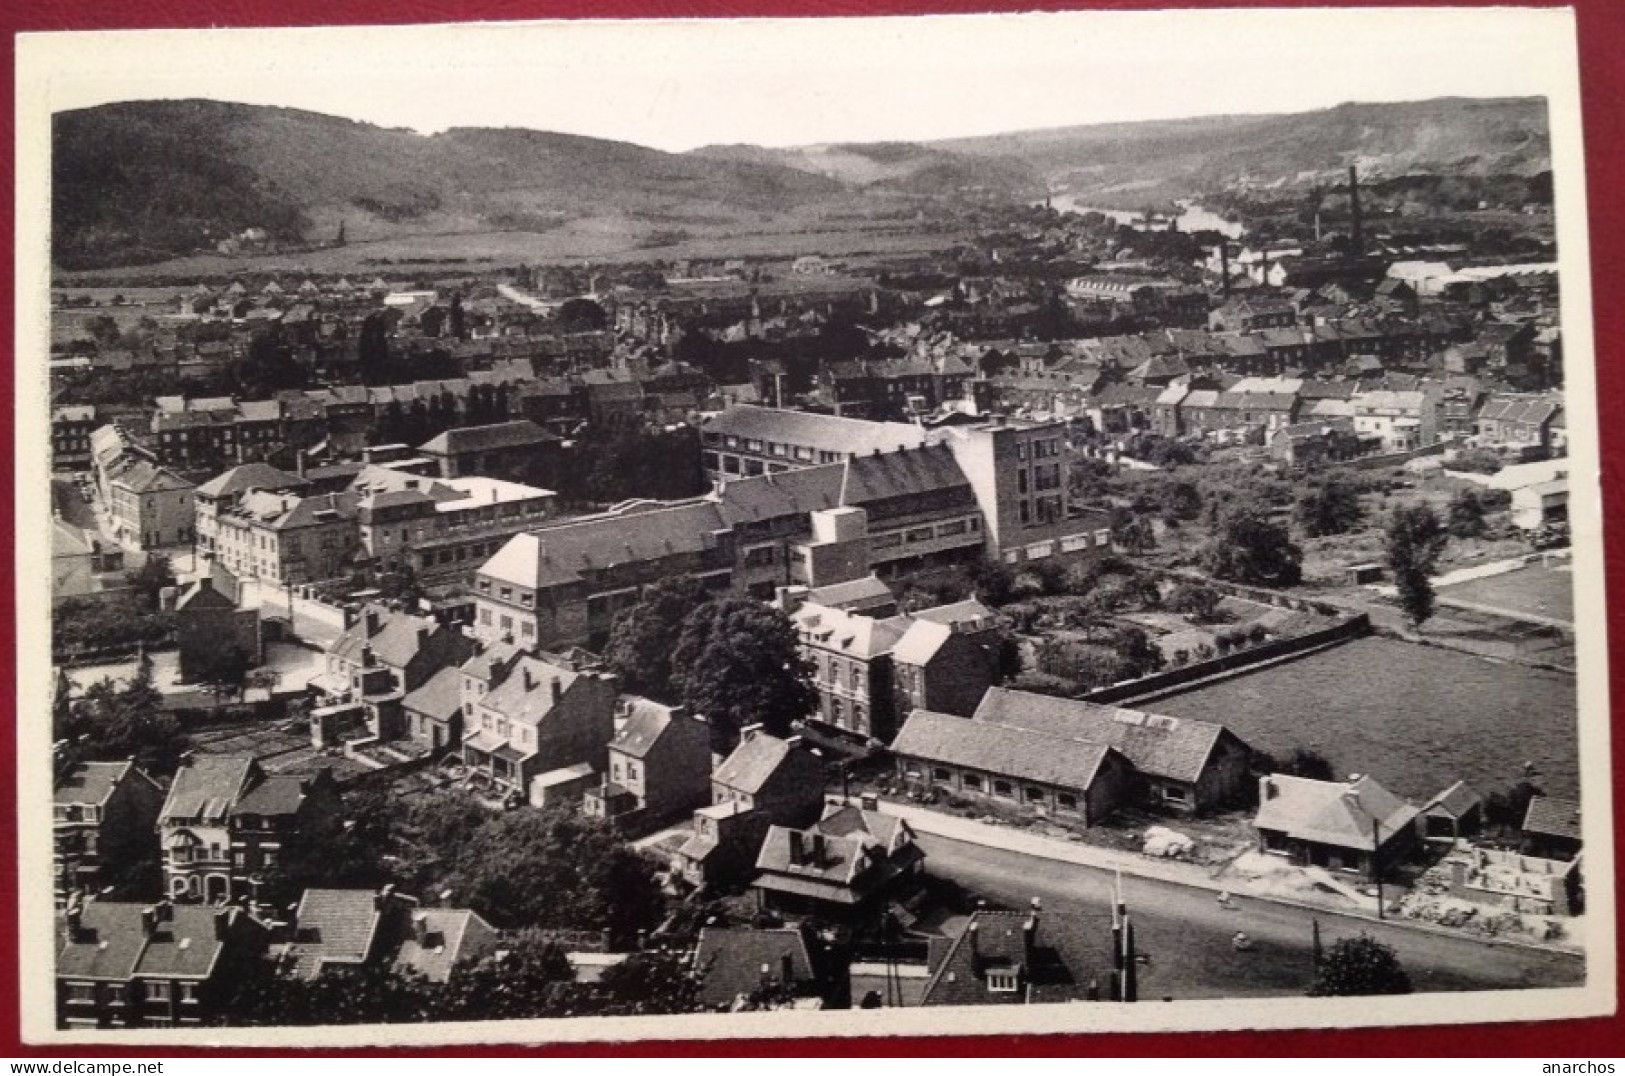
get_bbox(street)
[917,835,1586,1000]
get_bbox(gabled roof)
[610,698,688,759]
[480,654,582,729]
[195,462,308,500]
[1254,774,1418,851]
[804,574,896,613]
[713,733,806,795]
[174,576,238,613]
[402,666,464,722]
[1522,796,1581,841]
[234,772,319,818]
[418,419,559,456]
[753,809,923,905]
[54,760,148,808]
[693,927,819,1009]
[892,709,1122,792]
[330,604,445,671]
[286,889,383,980]
[971,688,1238,784]
[159,756,256,825]
[58,902,239,982]
[1421,780,1483,819]
[481,499,727,590]
[703,405,927,457]
[890,619,955,667]
[792,602,906,661]
[392,908,498,984]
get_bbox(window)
[905,527,934,543]
[145,981,171,1002]
[1163,786,1190,805]
[1056,793,1079,811]
[993,780,1014,798]
[67,983,96,1004]
[962,774,983,791]
[986,971,1019,993]
[1019,501,1031,525]
[932,767,951,782]
[937,520,968,537]
[499,615,513,633]
[479,608,492,626]
[1018,470,1029,494]
[1025,787,1046,803]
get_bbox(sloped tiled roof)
[419,419,559,456]
[195,462,308,500]
[693,927,819,1009]
[713,733,800,795]
[1522,796,1581,841]
[159,756,255,825]
[610,698,685,759]
[1254,774,1417,851]
[703,406,926,457]
[286,889,382,980]
[972,688,1235,784]
[793,602,907,661]
[480,654,581,729]
[1421,780,1482,819]
[892,709,1120,792]
[392,908,498,984]
[54,760,142,807]
[402,666,464,722]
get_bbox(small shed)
[1419,780,1484,841]
[1346,562,1384,586]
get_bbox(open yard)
[1438,564,1574,626]
[1148,636,1579,803]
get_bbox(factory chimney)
[1348,165,1365,258]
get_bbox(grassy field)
[53,212,971,286]
[1438,565,1574,625]
[1149,635,1579,802]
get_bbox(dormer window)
[986,971,1019,993]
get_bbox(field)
[1149,635,1579,802]
[53,210,972,285]
[1437,564,1574,626]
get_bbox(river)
[1045,194,1245,239]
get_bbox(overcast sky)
[23,9,1573,152]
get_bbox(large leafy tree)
[1384,504,1449,627]
[1447,488,1489,538]
[671,598,817,752]
[603,575,712,699]
[448,808,665,947]
[1308,934,1413,996]
[124,554,176,611]
[1202,507,1303,588]
[1295,476,1364,537]
[56,658,187,775]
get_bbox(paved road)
[917,835,1585,1000]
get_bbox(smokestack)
[1348,165,1364,258]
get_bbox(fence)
[1079,612,1371,705]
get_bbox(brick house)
[171,575,262,684]
[582,698,712,824]
[970,688,1254,815]
[1254,773,1419,876]
[158,755,337,903]
[418,420,562,482]
[401,666,466,756]
[461,652,619,803]
[56,898,267,1028]
[752,806,924,921]
[53,759,165,907]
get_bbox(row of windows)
[929,767,1079,811]
[871,516,981,553]
[65,981,200,1004]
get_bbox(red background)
[4,0,1621,1057]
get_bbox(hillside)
[52,100,847,269]
[691,141,1045,200]
[933,97,1551,206]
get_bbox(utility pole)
[1372,816,1384,920]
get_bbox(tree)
[671,598,817,752]
[55,662,187,775]
[1447,488,1489,538]
[1296,476,1364,538]
[1160,480,1204,525]
[125,554,176,611]
[448,808,665,947]
[436,931,576,1021]
[1202,508,1303,588]
[358,311,392,386]
[448,293,467,340]
[1164,581,1222,623]
[1384,504,1448,627]
[229,329,307,398]
[969,557,1017,606]
[603,575,712,699]
[555,297,609,333]
[1308,934,1413,996]
[224,959,436,1025]
[1110,508,1156,553]
[193,644,255,712]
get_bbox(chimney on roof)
[141,906,158,937]
[551,677,562,705]
[365,609,382,636]
[781,953,795,985]
[361,644,376,669]
[522,666,535,692]
[785,735,803,751]
[967,920,980,961]
[374,884,396,912]
[810,832,827,866]
[1261,775,1277,800]
[788,829,805,865]
[741,723,764,743]
[412,911,429,944]
[417,625,430,648]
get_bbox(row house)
[461,651,619,803]
[89,426,196,551]
[158,755,338,903]
[348,465,557,584]
[193,462,309,562]
[212,489,360,585]
[320,603,477,743]
[53,759,165,907]
[1476,395,1562,452]
[1349,389,1436,452]
[272,887,497,984]
[52,405,99,470]
[674,730,828,890]
[787,593,1002,745]
[56,898,267,1029]
[583,698,713,823]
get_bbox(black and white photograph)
[15,7,1614,1046]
